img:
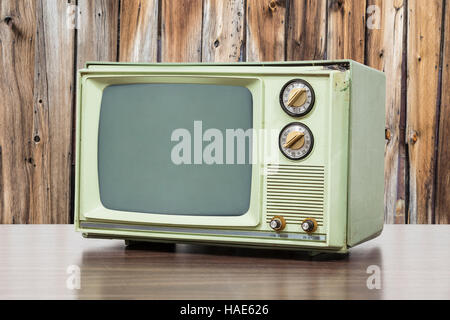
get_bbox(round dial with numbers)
[279,123,314,160]
[279,79,315,117]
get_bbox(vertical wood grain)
[286,0,327,61]
[32,0,76,223]
[365,0,407,224]
[202,0,245,62]
[406,0,443,224]
[0,0,36,223]
[327,0,366,63]
[246,0,287,61]
[30,0,50,224]
[77,0,119,69]
[1,0,449,225]
[161,0,203,62]
[435,1,450,224]
[119,0,158,62]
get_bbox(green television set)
[75,60,385,254]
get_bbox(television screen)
[98,83,253,216]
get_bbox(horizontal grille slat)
[266,164,325,227]
[267,196,324,201]
[266,171,324,176]
[267,177,324,183]
[267,202,324,208]
[266,170,324,174]
[266,213,324,217]
[270,165,324,170]
[267,209,324,214]
[267,208,323,214]
[267,183,324,189]
[266,189,324,196]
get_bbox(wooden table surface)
[0,225,448,300]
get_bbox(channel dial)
[279,122,314,160]
[280,79,315,117]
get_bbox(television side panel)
[347,62,386,247]
[74,71,83,231]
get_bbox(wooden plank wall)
[0,0,448,224]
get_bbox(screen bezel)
[77,74,263,227]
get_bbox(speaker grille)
[265,164,325,226]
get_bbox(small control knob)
[287,88,307,107]
[270,216,286,232]
[283,131,305,150]
[301,218,318,233]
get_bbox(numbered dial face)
[279,79,315,117]
[279,123,314,160]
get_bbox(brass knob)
[287,88,307,107]
[270,216,286,231]
[301,218,318,233]
[283,131,305,150]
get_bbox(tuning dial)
[301,218,318,233]
[280,79,315,117]
[270,216,286,232]
[279,122,314,160]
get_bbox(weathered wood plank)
[30,0,50,224]
[119,0,158,62]
[406,0,443,224]
[161,0,203,62]
[77,0,119,69]
[246,0,287,61]
[286,0,327,61]
[365,0,407,224]
[435,2,450,224]
[327,0,366,63]
[0,0,36,224]
[32,0,76,223]
[202,0,245,62]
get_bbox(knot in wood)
[4,16,13,25]
[410,131,419,144]
[385,128,391,141]
[268,1,277,12]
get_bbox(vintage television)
[75,60,385,254]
